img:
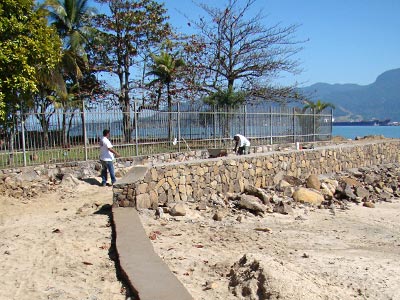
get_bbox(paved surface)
[112,207,193,300]
[114,166,148,186]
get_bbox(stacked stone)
[113,140,400,209]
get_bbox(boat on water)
[332,119,390,126]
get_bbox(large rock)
[355,186,370,199]
[306,174,320,190]
[292,187,324,205]
[244,185,270,204]
[340,177,362,187]
[16,170,40,182]
[364,174,379,185]
[273,201,293,215]
[283,175,303,186]
[276,180,291,192]
[136,194,151,209]
[344,185,357,200]
[237,194,266,214]
[169,203,187,216]
[320,182,334,199]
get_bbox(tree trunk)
[122,98,132,143]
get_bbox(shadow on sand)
[80,177,102,186]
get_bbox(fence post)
[330,108,333,140]
[213,105,217,148]
[313,108,316,142]
[82,99,88,161]
[134,100,139,156]
[292,107,296,143]
[177,102,181,152]
[244,104,247,137]
[21,117,27,167]
[269,106,273,145]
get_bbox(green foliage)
[203,88,246,108]
[0,0,62,120]
[302,99,335,113]
[147,51,185,108]
[147,51,185,87]
[93,0,171,78]
[147,50,185,139]
[296,99,334,138]
[42,0,93,99]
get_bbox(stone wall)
[112,140,400,208]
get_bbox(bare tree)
[193,0,306,103]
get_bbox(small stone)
[363,201,375,208]
[213,211,223,221]
[204,281,218,290]
[155,207,164,219]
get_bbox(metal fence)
[0,102,332,168]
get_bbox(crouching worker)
[233,134,250,155]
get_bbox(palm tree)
[44,0,91,51]
[303,99,335,113]
[42,0,93,146]
[297,99,335,141]
[147,51,185,139]
[203,87,246,138]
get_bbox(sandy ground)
[1,177,400,300]
[0,178,131,300]
[139,199,400,300]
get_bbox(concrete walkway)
[112,207,193,300]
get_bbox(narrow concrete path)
[112,207,193,300]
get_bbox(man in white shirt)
[99,129,120,186]
[233,134,250,155]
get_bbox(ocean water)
[333,126,400,139]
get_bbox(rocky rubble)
[141,163,400,300]
[235,163,400,215]
[228,253,327,300]
[0,171,91,199]
[158,163,400,220]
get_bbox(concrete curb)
[112,207,193,300]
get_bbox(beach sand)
[1,176,400,300]
[139,199,400,300]
[0,178,130,300]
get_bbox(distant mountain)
[299,68,400,122]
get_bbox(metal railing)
[0,102,332,168]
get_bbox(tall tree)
[193,0,305,103]
[93,0,170,142]
[42,0,94,145]
[146,51,185,139]
[0,0,61,160]
[0,0,61,121]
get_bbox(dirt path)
[0,180,130,300]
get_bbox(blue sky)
[162,0,400,87]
